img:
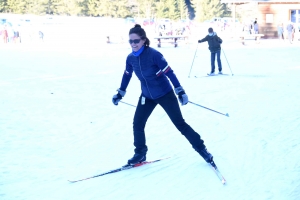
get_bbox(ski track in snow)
[0,37,300,200]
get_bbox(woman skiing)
[112,24,216,167]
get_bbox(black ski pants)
[132,91,205,154]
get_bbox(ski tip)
[68,180,75,183]
[158,157,171,161]
[153,157,171,162]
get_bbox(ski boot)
[198,148,217,169]
[127,153,146,165]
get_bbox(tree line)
[0,0,230,22]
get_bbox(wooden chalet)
[221,0,300,38]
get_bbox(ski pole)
[188,101,229,117]
[221,48,234,76]
[120,101,136,107]
[188,43,199,78]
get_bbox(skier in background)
[198,27,223,76]
[112,24,216,168]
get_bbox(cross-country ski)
[207,73,229,76]
[68,158,170,183]
[193,73,229,78]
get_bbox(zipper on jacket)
[139,56,153,99]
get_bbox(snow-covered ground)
[1,30,300,200]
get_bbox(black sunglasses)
[129,39,141,44]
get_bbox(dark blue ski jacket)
[119,46,181,100]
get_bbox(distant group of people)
[0,24,44,44]
[242,19,259,34]
[157,21,190,37]
[1,25,20,43]
[277,22,298,44]
[241,19,299,44]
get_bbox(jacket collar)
[132,45,145,57]
[208,32,216,36]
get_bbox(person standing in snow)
[286,22,295,44]
[253,21,259,34]
[198,27,223,76]
[2,25,8,43]
[112,24,215,167]
[277,23,285,41]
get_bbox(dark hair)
[208,27,213,33]
[129,24,150,46]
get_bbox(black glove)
[112,89,126,105]
[198,40,202,43]
[174,86,188,105]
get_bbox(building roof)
[221,0,299,3]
